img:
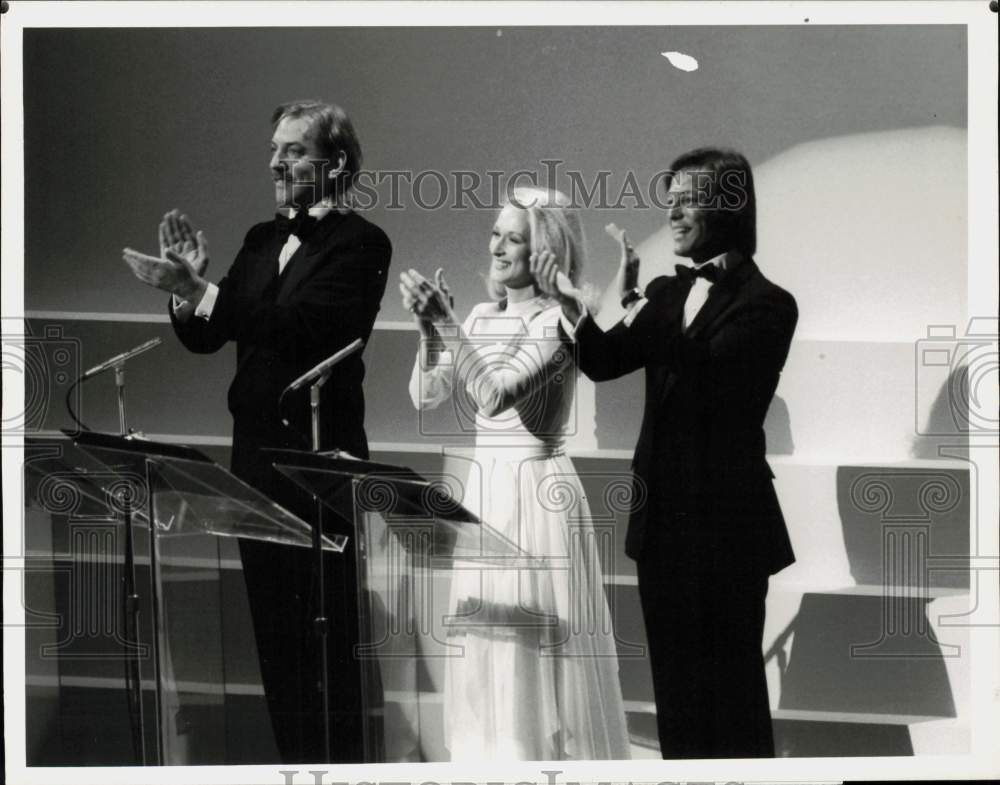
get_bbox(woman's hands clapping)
[399,267,457,333]
[530,249,583,324]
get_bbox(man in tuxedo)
[533,147,796,758]
[124,100,391,762]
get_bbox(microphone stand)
[113,359,147,763]
[67,337,162,763]
[277,339,362,762]
[310,371,333,763]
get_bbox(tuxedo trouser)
[232,426,365,764]
[238,536,363,764]
[637,529,774,759]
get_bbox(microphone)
[284,338,364,393]
[82,338,162,380]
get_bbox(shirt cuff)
[559,305,589,341]
[622,297,648,327]
[193,283,219,320]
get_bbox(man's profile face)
[269,116,328,209]
[666,169,724,264]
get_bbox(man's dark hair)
[664,147,757,257]
[271,100,363,199]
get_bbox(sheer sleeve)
[408,307,479,411]
[407,341,453,411]
[464,306,573,418]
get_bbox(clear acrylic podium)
[25,431,344,765]
[267,448,529,762]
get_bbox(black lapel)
[276,210,351,303]
[660,273,693,325]
[245,227,287,300]
[684,258,758,340]
[657,259,758,403]
[650,272,694,403]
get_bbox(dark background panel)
[24,26,966,314]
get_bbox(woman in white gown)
[399,187,630,761]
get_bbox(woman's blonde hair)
[486,187,587,302]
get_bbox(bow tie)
[675,263,721,284]
[275,210,318,241]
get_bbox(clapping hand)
[605,223,640,298]
[159,209,210,278]
[530,248,583,323]
[123,209,209,302]
[122,246,208,302]
[399,268,456,330]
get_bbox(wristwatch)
[620,287,644,309]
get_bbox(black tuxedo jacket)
[170,209,391,487]
[571,259,796,575]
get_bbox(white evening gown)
[409,295,631,761]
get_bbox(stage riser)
[24,317,968,462]
[19,313,973,761]
[25,530,969,762]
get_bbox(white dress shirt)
[561,251,738,338]
[173,203,333,320]
[682,251,731,330]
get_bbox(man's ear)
[325,150,348,181]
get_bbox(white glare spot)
[661,51,698,72]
